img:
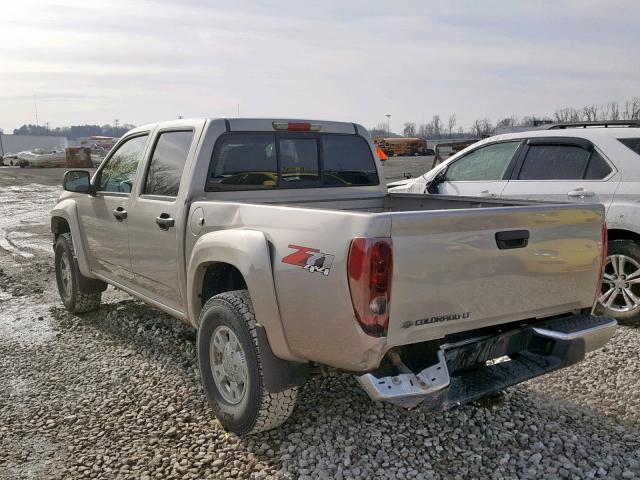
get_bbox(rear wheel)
[596,239,640,321]
[197,290,298,435]
[55,233,105,313]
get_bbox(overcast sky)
[1,0,638,134]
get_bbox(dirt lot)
[0,165,639,480]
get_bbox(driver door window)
[446,141,520,181]
[439,141,520,197]
[98,135,148,193]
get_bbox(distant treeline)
[12,123,137,140]
[371,97,640,140]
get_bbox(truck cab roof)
[126,118,368,136]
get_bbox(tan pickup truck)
[51,118,616,435]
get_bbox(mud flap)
[255,324,309,393]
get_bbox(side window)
[97,135,148,193]
[207,134,277,190]
[618,138,640,156]
[518,145,590,180]
[445,141,520,181]
[143,130,194,197]
[585,151,613,180]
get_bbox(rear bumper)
[357,314,616,409]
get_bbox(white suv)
[390,121,640,321]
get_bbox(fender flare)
[50,200,94,278]
[187,228,303,363]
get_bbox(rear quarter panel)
[186,201,391,371]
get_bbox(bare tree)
[496,116,517,131]
[609,102,620,120]
[447,114,456,135]
[600,102,620,121]
[554,108,579,123]
[369,123,388,138]
[431,115,442,138]
[480,118,494,136]
[418,122,434,139]
[582,104,599,121]
[471,119,483,138]
[470,118,494,137]
[626,98,640,119]
[403,122,416,137]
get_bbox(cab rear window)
[206,133,379,191]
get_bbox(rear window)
[206,133,378,191]
[618,138,640,156]
[518,144,612,180]
[518,145,590,180]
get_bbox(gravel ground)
[0,168,639,480]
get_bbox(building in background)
[0,133,68,156]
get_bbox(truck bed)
[192,191,604,369]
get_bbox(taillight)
[595,223,608,304]
[272,122,321,132]
[347,237,393,337]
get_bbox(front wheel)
[197,290,298,435]
[55,233,105,313]
[596,239,640,321]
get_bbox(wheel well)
[200,263,247,306]
[608,228,640,243]
[51,217,70,238]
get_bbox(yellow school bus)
[374,137,429,157]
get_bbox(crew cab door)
[436,141,522,198]
[501,138,620,210]
[77,134,150,283]
[127,129,196,311]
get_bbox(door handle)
[495,230,530,250]
[567,189,595,198]
[479,190,497,197]
[156,213,175,230]
[113,207,127,221]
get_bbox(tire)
[197,290,298,435]
[595,239,640,322]
[54,233,105,313]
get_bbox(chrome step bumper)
[358,314,617,409]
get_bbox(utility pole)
[45,122,50,136]
[34,95,39,126]
[385,114,391,137]
[237,104,240,117]
[114,119,120,137]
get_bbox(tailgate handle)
[495,230,529,250]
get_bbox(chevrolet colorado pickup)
[51,118,616,435]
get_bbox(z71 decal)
[282,244,334,276]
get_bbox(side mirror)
[63,170,94,194]
[425,168,447,194]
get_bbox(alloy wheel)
[599,254,640,313]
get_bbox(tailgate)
[387,203,605,347]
